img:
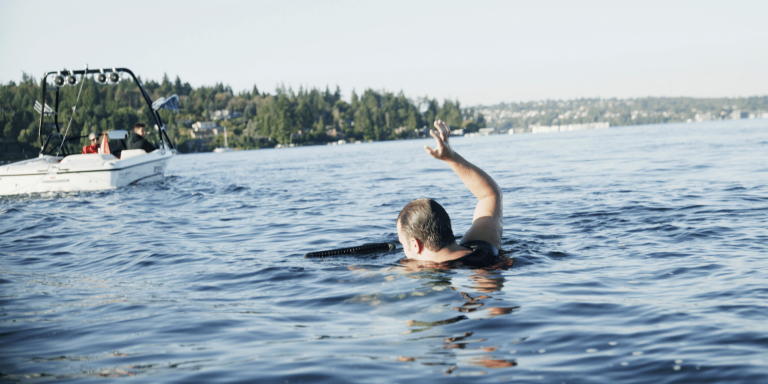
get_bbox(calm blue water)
[2,119,767,383]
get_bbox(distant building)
[191,121,219,139]
[464,127,503,137]
[192,121,219,131]
[478,127,496,135]
[393,126,410,136]
[326,127,344,137]
[414,126,430,138]
[210,109,242,121]
[190,129,216,139]
[529,122,609,134]
[251,134,272,143]
[730,110,748,120]
[694,113,712,122]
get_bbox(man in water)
[396,120,503,267]
[126,123,156,153]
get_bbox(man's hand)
[424,120,454,161]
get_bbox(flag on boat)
[100,133,111,154]
[152,94,179,113]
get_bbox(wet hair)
[134,123,146,130]
[397,198,455,252]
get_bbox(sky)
[1,0,766,106]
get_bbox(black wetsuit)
[126,132,156,153]
[451,240,504,268]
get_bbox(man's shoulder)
[459,240,499,256]
[451,240,503,268]
[126,133,151,149]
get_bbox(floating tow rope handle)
[304,242,398,258]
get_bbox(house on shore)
[210,109,242,121]
[190,121,220,139]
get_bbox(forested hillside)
[0,73,473,156]
[3,72,766,159]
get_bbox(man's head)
[396,198,455,258]
[88,132,97,145]
[134,123,146,137]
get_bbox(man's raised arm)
[424,120,503,249]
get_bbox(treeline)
[0,73,483,154]
[478,97,768,130]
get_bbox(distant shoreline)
[2,75,767,156]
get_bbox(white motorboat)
[0,67,178,196]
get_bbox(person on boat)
[396,120,504,268]
[126,123,156,153]
[82,133,99,154]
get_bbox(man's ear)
[410,237,423,255]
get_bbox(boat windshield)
[41,133,86,157]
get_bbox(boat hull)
[0,150,174,196]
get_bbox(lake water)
[2,119,767,383]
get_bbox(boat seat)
[120,149,147,160]
[110,139,127,158]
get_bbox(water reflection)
[394,259,520,375]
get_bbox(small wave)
[644,251,692,258]
[223,184,249,193]
[0,207,24,215]
[569,210,620,218]
[673,226,733,241]
[678,204,706,211]
[627,224,680,233]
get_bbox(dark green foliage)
[0,73,470,153]
[7,73,762,154]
